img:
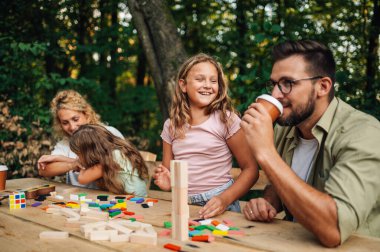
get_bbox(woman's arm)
[38,155,78,177]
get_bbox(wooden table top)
[1,178,379,252]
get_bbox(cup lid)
[256,94,283,115]
[0,165,8,171]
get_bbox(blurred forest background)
[0,0,379,179]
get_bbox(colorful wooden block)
[9,192,26,209]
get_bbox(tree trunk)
[127,0,187,120]
[365,0,379,102]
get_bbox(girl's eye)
[61,121,68,125]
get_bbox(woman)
[38,90,123,189]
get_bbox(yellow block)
[212,230,228,236]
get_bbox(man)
[241,40,380,247]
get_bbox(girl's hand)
[153,164,171,191]
[198,195,228,219]
[70,159,86,172]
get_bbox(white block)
[110,234,130,242]
[39,231,69,239]
[107,222,133,235]
[130,230,157,245]
[216,223,230,231]
[70,194,79,201]
[199,219,212,225]
[89,230,117,241]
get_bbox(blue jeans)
[188,179,241,213]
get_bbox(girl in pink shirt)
[154,53,259,218]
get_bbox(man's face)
[270,55,317,127]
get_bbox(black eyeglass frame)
[266,76,323,94]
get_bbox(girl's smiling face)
[179,61,219,110]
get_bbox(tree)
[127,0,187,119]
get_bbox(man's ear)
[179,79,186,93]
[317,77,332,98]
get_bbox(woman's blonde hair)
[69,124,149,195]
[50,90,101,138]
[170,53,236,139]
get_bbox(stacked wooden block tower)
[170,160,189,241]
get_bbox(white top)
[51,125,124,188]
[161,111,241,195]
[113,150,148,197]
[291,137,319,181]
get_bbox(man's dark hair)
[272,40,336,100]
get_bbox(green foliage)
[0,0,379,178]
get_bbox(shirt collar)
[284,97,339,140]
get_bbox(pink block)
[188,220,200,226]
[158,229,172,237]
[223,219,234,226]
[228,230,245,236]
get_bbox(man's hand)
[153,164,171,191]
[198,195,228,219]
[243,197,277,222]
[240,103,276,161]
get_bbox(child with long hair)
[69,124,149,196]
[154,53,259,218]
[38,90,124,189]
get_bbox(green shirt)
[274,97,380,243]
[113,150,148,197]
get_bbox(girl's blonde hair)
[50,90,101,138]
[170,53,236,139]
[69,124,149,195]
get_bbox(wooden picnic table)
[1,178,379,252]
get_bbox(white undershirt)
[291,137,319,182]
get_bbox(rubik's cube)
[9,192,26,209]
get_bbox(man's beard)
[277,89,315,126]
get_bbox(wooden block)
[82,209,109,220]
[130,230,157,245]
[89,230,118,241]
[170,160,189,242]
[60,208,80,221]
[65,220,86,228]
[110,234,130,242]
[222,219,234,226]
[216,223,229,231]
[46,208,61,214]
[39,231,69,239]
[170,160,188,188]
[107,222,133,235]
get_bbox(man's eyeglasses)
[266,76,323,94]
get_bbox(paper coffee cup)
[256,94,283,122]
[0,165,8,190]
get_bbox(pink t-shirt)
[161,110,241,195]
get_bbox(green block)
[194,225,208,230]
[117,199,124,203]
[78,193,87,197]
[205,225,216,231]
[164,221,172,228]
[109,211,121,218]
[229,227,239,230]
[130,218,136,222]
